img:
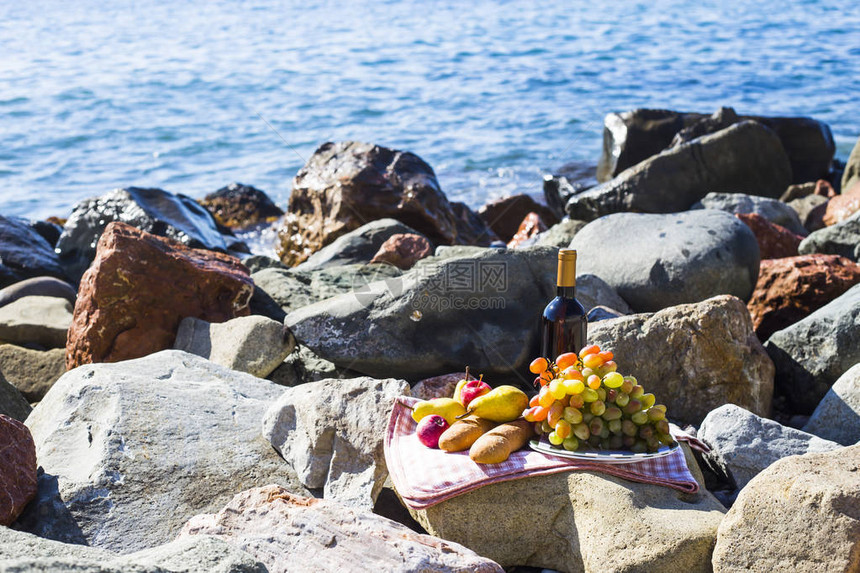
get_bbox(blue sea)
[1,0,859,221]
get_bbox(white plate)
[529,437,679,464]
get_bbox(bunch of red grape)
[524,344,674,453]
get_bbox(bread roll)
[469,419,534,464]
[438,415,496,452]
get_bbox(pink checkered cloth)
[385,396,703,510]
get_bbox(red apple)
[416,414,450,448]
[460,379,491,408]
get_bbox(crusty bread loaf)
[469,419,534,464]
[438,415,496,452]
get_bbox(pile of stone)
[1,113,859,571]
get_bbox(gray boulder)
[765,283,860,412]
[0,277,76,309]
[55,187,244,283]
[0,345,66,402]
[588,295,774,426]
[597,108,834,184]
[16,350,310,553]
[802,363,860,445]
[261,376,409,510]
[0,527,265,573]
[571,121,792,220]
[286,246,557,382]
[0,296,73,349]
[173,315,296,378]
[295,219,423,271]
[265,344,359,387]
[691,192,806,235]
[575,274,631,314]
[534,219,588,248]
[698,404,841,489]
[712,445,860,573]
[252,262,402,315]
[570,210,760,312]
[1,371,31,422]
[798,209,860,261]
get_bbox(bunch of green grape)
[523,345,675,453]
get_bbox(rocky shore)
[1,106,859,572]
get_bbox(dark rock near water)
[765,282,860,413]
[569,121,792,220]
[477,194,558,242]
[597,108,835,184]
[692,192,806,235]
[669,106,739,147]
[17,350,310,554]
[735,213,803,260]
[798,209,860,261]
[276,141,496,267]
[30,219,63,248]
[287,246,558,383]
[570,210,760,312]
[56,187,243,283]
[370,233,433,270]
[66,222,253,370]
[747,254,860,341]
[266,344,361,387]
[586,305,626,322]
[0,277,77,309]
[0,414,37,526]
[0,215,68,290]
[198,182,284,230]
[576,274,632,315]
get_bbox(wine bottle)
[540,249,587,364]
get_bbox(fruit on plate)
[416,414,450,448]
[525,344,676,453]
[463,385,529,423]
[411,398,467,425]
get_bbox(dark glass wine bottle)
[540,249,587,363]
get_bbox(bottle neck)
[557,285,577,298]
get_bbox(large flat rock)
[16,350,310,554]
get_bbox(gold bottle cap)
[558,249,577,287]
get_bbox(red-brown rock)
[735,213,803,260]
[369,233,432,270]
[507,212,548,249]
[0,413,37,526]
[66,221,254,369]
[747,254,860,340]
[823,181,860,227]
[477,194,559,242]
[276,141,497,266]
